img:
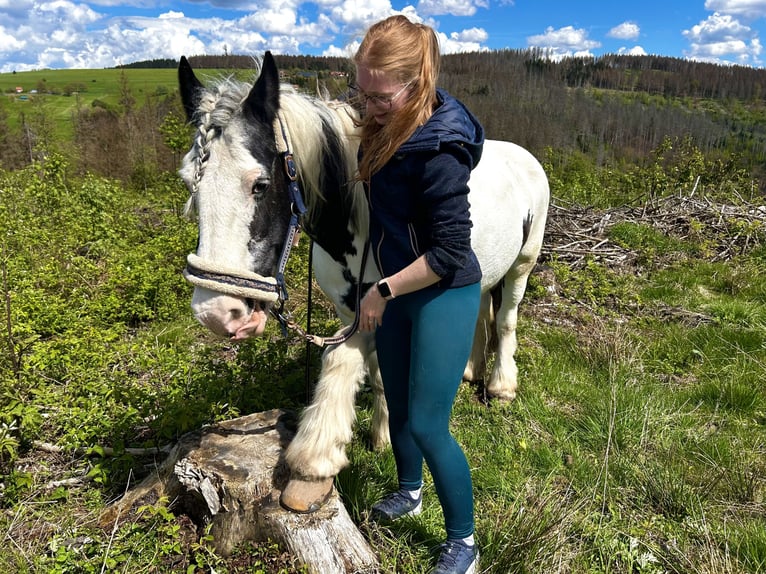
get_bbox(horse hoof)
[280,476,334,513]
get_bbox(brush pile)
[542,191,766,270]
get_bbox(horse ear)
[178,56,205,123]
[244,51,280,125]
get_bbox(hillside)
[1,52,765,194]
[0,52,764,573]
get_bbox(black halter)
[269,113,367,347]
[273,113,308,303]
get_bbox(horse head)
[178,53,293,339]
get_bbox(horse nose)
[223,300,256,331]
[228,305,249,321]
[191,289,256,337]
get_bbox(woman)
[355,15,484,574]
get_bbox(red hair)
[353,15,440,182]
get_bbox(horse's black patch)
[522,210,534,247]
[302,112,357,267]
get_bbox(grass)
[0,152,764,571]
[0,67,261,144]
[335,281,766,573]
[276,213,760,567]
[0,68,179,137]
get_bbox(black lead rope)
[298,237,367,401]
[271,237,370,348]
[305,238,313,401]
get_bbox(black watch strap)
[376,279,394,300]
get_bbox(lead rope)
[305,239,313,401]
[271,238,369,348]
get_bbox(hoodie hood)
[397,88,485,168]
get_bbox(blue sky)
[1,0,765,73]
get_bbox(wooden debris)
[542,193,766,269]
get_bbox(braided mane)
[184,77,252,216]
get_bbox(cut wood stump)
[99,408,379,573]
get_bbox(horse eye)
[252,178,270,198]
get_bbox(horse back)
[468,140,550,289]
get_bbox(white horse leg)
[486,262,535,401]
[464,292,492,382]
[285,330,371,477]
[281,330,372,512]
[366,349,390,450]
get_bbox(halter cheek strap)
[274,112,308,302]
[269,112,368,347]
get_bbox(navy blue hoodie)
[365,88,484,289]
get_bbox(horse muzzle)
[190,287,272,340]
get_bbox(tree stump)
[100,409,379,573]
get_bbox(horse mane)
[278,86,368,236]
[183,75,254,217]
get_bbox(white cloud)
[159,11,186,20]
[704,0,766,19]
[0,0,35,22]
[323,43,354,57]
[436,26,488,53]
[683,12,762,64]
[527,25,600,59]
[328,0,396,30]
[685,12,753,42]
[451,26,488,43]
[239,7,301,35]
[418,0,489,17]
[38,0,102,26]
[608,21,640,40]
[617,45,648,56]
[0,27,26,55]
[0,0,108,70]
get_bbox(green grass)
[1,68,178,135]
[0,67,264,144]
[0,147,765,572]
[0,68,177,97]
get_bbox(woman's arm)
[358,255,439,332]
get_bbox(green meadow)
[1,68,176,139]
[0,68,176,102]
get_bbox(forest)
[3,51,766,194]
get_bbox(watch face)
[378,280,392,298]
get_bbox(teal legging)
[375,282,481,539]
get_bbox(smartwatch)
[376,279,394,300]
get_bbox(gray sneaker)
[429,539,479,574]
[370,490,422,521]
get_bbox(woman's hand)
[359,284,387,332]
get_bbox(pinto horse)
[177,52,549,512]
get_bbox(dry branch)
[541,192,766,270]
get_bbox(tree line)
[130,51,766,102]
[437,51,766,184]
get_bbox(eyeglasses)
[348,80,413,108]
